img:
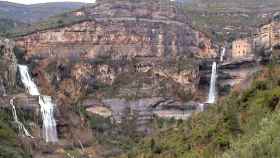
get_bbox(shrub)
[88,114,112,132]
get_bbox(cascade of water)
[220,47,226,62]
[18,65,40,95]
[18,65,58,143]
[39,96,58,143]
[10,97,34,138]
[198,103,204,112]
[207,62,217,104]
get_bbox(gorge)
[0,0,278,158]
[12,0,263,135]
[13,0,218,123]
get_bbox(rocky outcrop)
[0,95,39,110]
[83,96,201,131]
[16,0,215,59]
[0,38,17,95]
[16,20,214,60]
[198,56,262,97]
[218,56,261,87]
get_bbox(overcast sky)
[1,0,96,4]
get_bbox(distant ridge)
[0,1,88,23]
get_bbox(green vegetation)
[0,110,31,158]
[186,12,260,42]
[0,1,86,23]
[7,11,89,38]
[119,63,280,158]
[180,0,277,42]
[73,102,143,157]
[83,56,197,101]
[0,1,87,37]
[0,19,27,37]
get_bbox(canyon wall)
[15,0,216,104]
[0,38,17,95]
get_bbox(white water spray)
[198,103,204,112]
[220,47,226,62]
[207,62,217,104]
[10,97,34,138]
[18,65,40,95]
[39,96,58,142]
[18,65,58,143]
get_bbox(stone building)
[232,38,252,58]
[272,21,280,47]
[253,23,273,50]
[253,20,280,50]
[230,15,280,59]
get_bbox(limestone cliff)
[15,0,216,103]
[0,38,17,95]
[16,0,215,58]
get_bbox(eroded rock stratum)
[15,0,216,103]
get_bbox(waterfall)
[18,65,40,95]
[220,47,226,62]
[198,103,204,112]
[18,65,58,143]
[207,62,217,104]
[10,97,34,138]
[39,96,58,143]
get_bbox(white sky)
[1,0,96,4]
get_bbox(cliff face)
[0,38,17,95]
[0,1,227,157]
[16,23,214,60]
[15,0,215,103]
[16,0,215,58]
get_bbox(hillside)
[0,1,88,23]
[0,0,280,158]
[121,61,280,158]
[0,1,215,157]
[6,0,280,42]
[0,18,27,35]
[181,0,280,42]
[186,0,280,11]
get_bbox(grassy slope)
[119,62,280,158]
